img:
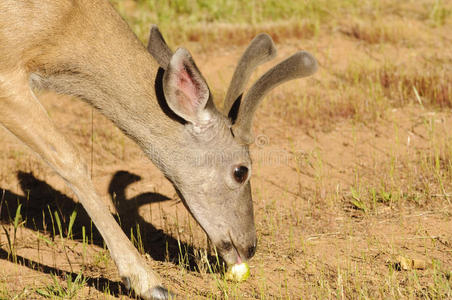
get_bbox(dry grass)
[343,62,452,108]
[340,19,411,45]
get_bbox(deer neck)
[29,34,184,172]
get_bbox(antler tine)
[233,51,318,144]
[223,33,276,116]
[147,25,173,70]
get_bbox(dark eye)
[233,166,248,184]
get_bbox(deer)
[0,0,317,299]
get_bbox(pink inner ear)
[177,66,201,114]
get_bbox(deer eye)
[233,166,248,184]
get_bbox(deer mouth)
[216,231,252,265]
[228,231,244,264]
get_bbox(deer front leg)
[0,74,174,300]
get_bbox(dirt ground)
[1,16,451,300]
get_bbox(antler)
[232,51,318,144]
[147,25,173,70]
[223,34,276,118]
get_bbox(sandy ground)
[0,35,451,299]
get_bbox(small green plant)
[35,272,87,299]
[428,0,451,26]
[130,223,145,255]
[350,187,367,212]
[0,284,30,300]
[67,210,77,240]
[81,226,87,267]
[93,249,110,269]
[53,210,74,273]
[1,204,25,263]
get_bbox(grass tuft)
[345,62,452,108]
[35,272,87,299]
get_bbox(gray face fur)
[167,116,256,264]
[148,25,317,265]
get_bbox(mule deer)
[0,0,317,299]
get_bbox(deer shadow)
[0,170,220,297]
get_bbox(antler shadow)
[107,170,219,268]
[0,170,220,297]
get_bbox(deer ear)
[147,25,173,69]
[162,48,212,125]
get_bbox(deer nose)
[221,240,233,252]
[243,237,257,260]
[247,244,257,259]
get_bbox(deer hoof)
[148,285,177,299]
[121,274,176,300]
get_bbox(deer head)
[147,25,317,265]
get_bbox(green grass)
[1,203,24,263]
[110,0,451,46]
[35,273,87,299]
